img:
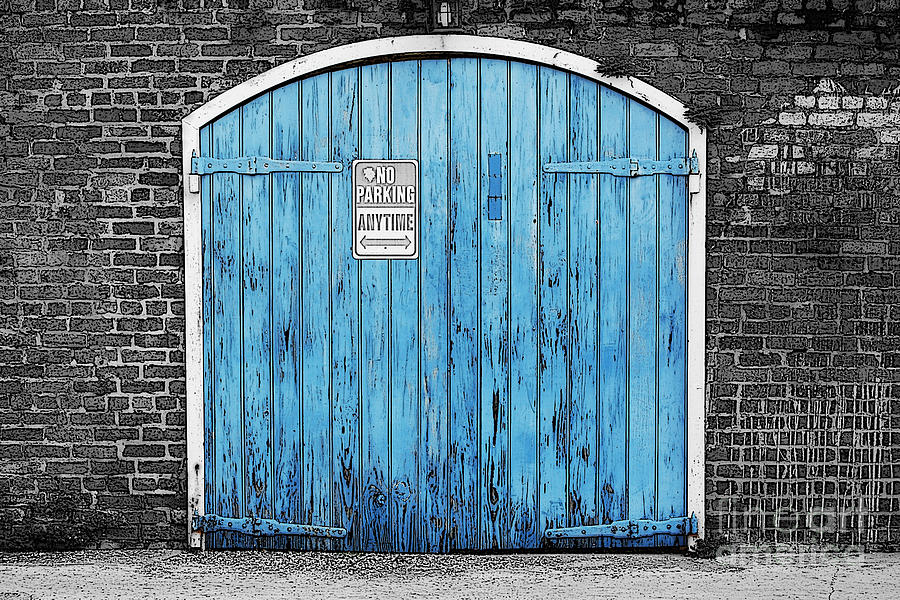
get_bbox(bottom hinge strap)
[193,513,347,539]
[544,514,697,540]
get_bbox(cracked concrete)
[0,550,897,599]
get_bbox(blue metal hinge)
[192,512,347,539]
[191,154,343,175]
[543,514,698,540]
[543,151,699,176]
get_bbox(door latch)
[487,152,502,220]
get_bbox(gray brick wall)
[1,0,898,550]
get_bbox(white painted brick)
[808,112,853,126]
[746,175,765,189]
[841,96,864,109]
[794,95,816,108]
[796,161,815,175]
[817,96,839,109]
[878,129,900,144]
[748,144,779,159]
[857,112,900,127]
[778,112,806,126]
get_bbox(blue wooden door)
[199,58,688,551]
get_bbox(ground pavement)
[0,549,896,599]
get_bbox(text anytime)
[356,213,415,231]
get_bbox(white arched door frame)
[182,34,707,550]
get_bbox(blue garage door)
[195,58,692,551]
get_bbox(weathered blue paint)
[507,60,539,550]
[271,81,301,550]
[537,66,569,543]
[200,58,690,552]
[446,57,480,551]
[657,117,689,548]
[358,63,392,552]
[300,73,333,551]
[329,67,361,551]
[210,107,245,549]
[479,59,510,549]
[200,120,216,544]
[568,74,599,550]
[419,58,450,553]
[389,60,421,552]
[597,86,629,548]
[241,94,273,543]
[627,100,660,549]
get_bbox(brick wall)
[1,0,898,550]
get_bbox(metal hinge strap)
[193,513,347,539]
[543,152,699,176]
[191,155,343,175]
[543,514,698,540]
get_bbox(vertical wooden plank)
[598,86,629,548]
[200,123,216,547]
[358,62,392,552]
[537,66,569,541]
[300,73,333,548]
[271,82,301,550]
[447,57,480,551]
[330,67,361,551]
[657,117,688,547]
[567,75,599,547]
[478,58,510,550]
[419,58,450,553]
[389,59,421,552]
[507,61,539,550]
[627,100,659,547]
[241,94,273,550]
[211,109,244,548]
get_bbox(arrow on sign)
[360,236,412,249]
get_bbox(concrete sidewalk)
[0,549,896,599]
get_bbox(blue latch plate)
[487,152,502,220]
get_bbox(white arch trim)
[183,34,706,550]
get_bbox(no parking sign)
[352,159,419,260]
